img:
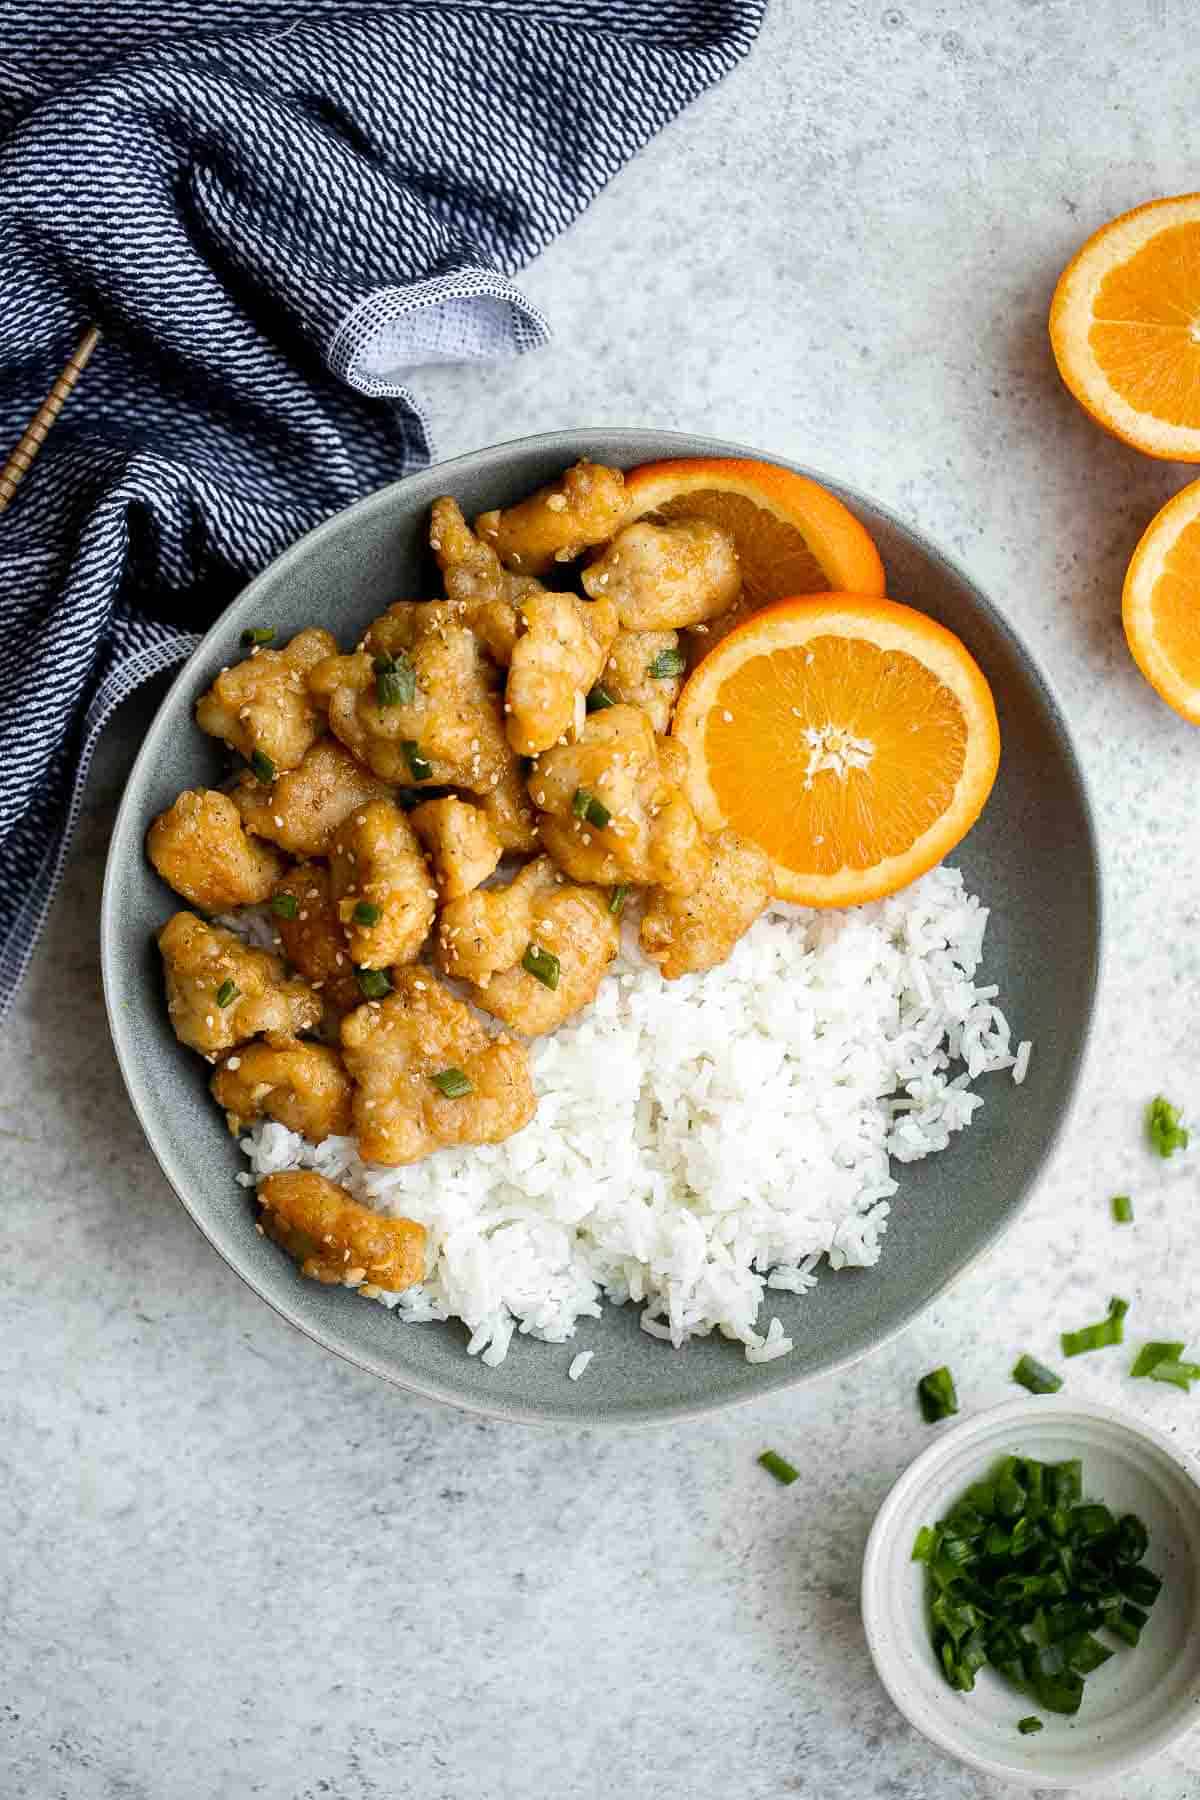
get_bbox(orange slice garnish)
[623,457,885,612]
[671,595,1000,907]
[1123,476,1200,721]
[1050,194,1200,461]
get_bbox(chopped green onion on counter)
[1130,1341,1200,1390]
[1147,1095,1188,1157]
[1012,1354,1063,1395]
[1061,1296,1128,1359]
[917,1366,959,1423]
[758,1450,799,1486]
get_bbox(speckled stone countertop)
[7,4,1200,1797]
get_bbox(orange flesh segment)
[1091,221,1200,425]
[1150,512,1200,671]
[704,636,967,877]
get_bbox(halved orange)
[671,595,1000,907]
[623,457,885,612]
[1123,477,1200,721]
[1050,194,1200,461]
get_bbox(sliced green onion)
[918,1453,1161,1713]
[355,967,392,1000]
[270,892,299,919]
[1128,1340,1200,1389]
[401,740,433,781]
[353,901,383,926]
[911,1525,939,1563]
[249,749,276,784]
[758,1449,799,1486]
[522,943,560,990]
[1110,1606,1144,1647]
[571,786,611,829]
[1033,1667,1084,1716]
[586,683,615,712]
[1150,1358,1200,1391]
[917,1365,959,1423]
[1072,1634,1115,1670]
[374,651,416,708]
[1111,1194,1133,1223]
[1130,1341,1185,1378]
[608,883,629,916]
[648,647,686,679]
[1049,1460,1082,1508]
[1115,1514,1150,1565]
[1148,1095,1189,1157]
[1071,1504,1116,1543]
[1017,1717,1043,1735]
[430,1067,472,1099]
[215,980,239,1007]
[240,626,275,647]
[1119,1564,1163,1607]
[1061,1296,1128,1358]
[1012,1354,1063,1395]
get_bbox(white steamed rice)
[236,862,1026,1369]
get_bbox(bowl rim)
[99,425,1103,1426]
[860,1395,1200,1786]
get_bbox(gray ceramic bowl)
[100,428,1100,1425]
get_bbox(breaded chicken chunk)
[341,969,536,1165]
[195,628,336,773]
[505,591,619,757]
[409,796,503,900]
[147,788,286,910]
[329,798,435,968]
[529,704,710,895]
[270,863,362,1017]
[459,862,620,1037]
[233,738,394,857]
[211,1035,353,1141]
[258,1170,426,1291]
[434,856,558,989]
[479,757,539,853]
[581,518,741,630]
[475,459,629,576]
[158,912,321,1057]
[429,496,544,665]
[600,629,683,733]
[640,829,773,979]
[309,604,511,795]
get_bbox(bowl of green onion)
[861,1398,1200,1786]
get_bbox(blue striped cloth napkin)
[0,0,763,1013]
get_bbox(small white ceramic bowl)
[861,1397,1200,1787]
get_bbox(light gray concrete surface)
[6,3,1200,1795]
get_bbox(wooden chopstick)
[0,325,101,515]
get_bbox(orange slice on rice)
[623,457,885,611]
[1123,476,1200,721]
[1050,194,1200,461]
[671,594,1000,907]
